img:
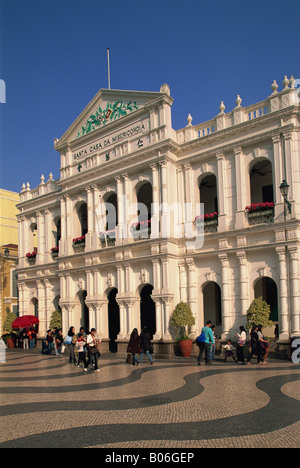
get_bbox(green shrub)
[49,310,62,330]
[170,302,195,340]
[2,311,17,334]
[246,297,273,330]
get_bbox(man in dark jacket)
[247,325,262,364]
[139,327,153,365]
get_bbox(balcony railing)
[130,220,151,241]
[72,235,86,252]
[195,213,218,233]
[99,230,116,247]
[245,203,274,225]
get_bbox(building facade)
[0,189,20,334]
[16,78,300,355]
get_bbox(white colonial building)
[16,77,300,355]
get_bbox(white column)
[115,176,124,244]
[85,187,93,251]
[288,245,300,336]
[122,174,129,241]
[92,184,100,249]
[150,164,160,239]
[234,146,247,229]
[117,301,126,339]
[236,251,249,326]
[272,133,284,220]
[219,253,231,338]
[44,210,52,263]
[65,196,72,255]
[162,299,172,341]
[161,258,169,295]
[283,130,295,202]
[179,262,187,303]
[153,299,162,340]
[18,217,25,268]
[216,150,228,231]
[276,246,289,339]
[36,212,45,265]
[183,162,194,230]
[37,280,46,335]
[176,167,185,238]
[187,258,197,336]
[59,196,66,256]
[160,160,169,237]
[126,302,134,338]
[44,279,53,328]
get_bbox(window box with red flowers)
[99,229,116,247]
[72,235,86,252]
[26,251,37,265]
[245,202,274,225]
[51,246,59,259]
[195,212,218,233]
[131,219,151,240]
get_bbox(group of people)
[44,326,101,372]
[39,321,273,369]
[19,328,37,349]
[197,321,271,365]
[127,326,154,366]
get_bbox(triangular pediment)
[55,87,171,150]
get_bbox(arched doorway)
[78,290,89,331]
[202,282,222,336]
[30,298,38,317]
[140,284,155,339]
[254,277,278,322]
[108,288,120,353]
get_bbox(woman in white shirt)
[86,328,101,372]
[235,326,247,364]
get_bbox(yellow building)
[0,189,19,334]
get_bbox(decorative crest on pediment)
[75,100,140,139]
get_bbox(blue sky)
[0,0,299,193]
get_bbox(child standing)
[223,340,237,363]
[76,333,88,371]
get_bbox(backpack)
[196,331,206,345]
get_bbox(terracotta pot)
[179,339,193,357]
[6,338,15,349]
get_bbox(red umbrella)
[12,315,39,329]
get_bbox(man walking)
[197,320,215,365]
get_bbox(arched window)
[247,160,274,225]
[250,160,274,205]
[74,202,88,238]
[199,174,218,214]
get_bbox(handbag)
[64,335,72,345]
[91,347,100,357]
[60,344,65,354]
[126,353,132,364]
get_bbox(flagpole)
[107,48,111,90]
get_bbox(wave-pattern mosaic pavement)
[0,351,299,448]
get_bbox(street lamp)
[279,179,292,220]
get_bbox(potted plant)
[72,235,86,252]
[51,246,59,258]
[26,251,37,264]
[170,302,195,357]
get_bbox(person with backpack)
[196,320,215,365]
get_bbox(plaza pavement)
[0,349,299,449]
